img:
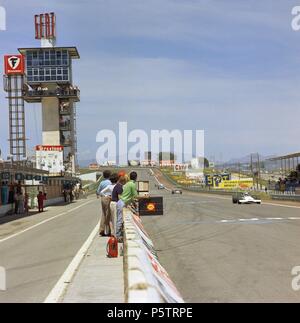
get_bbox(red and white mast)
[34,12,56,47]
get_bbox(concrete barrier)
[123,208,184,303]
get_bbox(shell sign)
[4,55,25,75]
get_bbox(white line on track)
[44,221,100,303]
[180,189,300,208]
[263,202,300,209]
[190,193,300,208]
[193,194,300,207]
[153,173,172,192]
[0,199,95,244]
[217,217,292,224]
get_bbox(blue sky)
[0,0,300,163]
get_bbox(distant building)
[160,160,175,167]
[128,160,140,167]
[89,163,100,170]
[141,160,157,167]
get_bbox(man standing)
[110,174,128,237]
[116,172,138,242]
[37,191,45,213]
[97,170,112,236]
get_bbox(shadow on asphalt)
[0,201,76,225]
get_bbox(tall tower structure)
[3,55,26,161]
[19,13,80,176]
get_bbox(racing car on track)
[172,188,183,195]
[232,192,261,204]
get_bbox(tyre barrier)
[123,208,184,303]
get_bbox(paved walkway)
[62,234,124,303]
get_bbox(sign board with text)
[36,145,64,176]
[173,164,189,172]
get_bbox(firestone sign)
[4,55,25,75]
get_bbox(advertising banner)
[217,179,253,189]
[146,250,184,303]
[125,210,185,303]
[205,173,232,187]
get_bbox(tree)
[204,158,209,169]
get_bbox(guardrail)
[123,208,184,303]
[23,89,80,101]
[270,194,300,202]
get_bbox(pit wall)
[123,208,184,303]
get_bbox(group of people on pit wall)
[96,170,138,243]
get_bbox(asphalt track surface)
[0,197,99,303]
[141,169,300,303]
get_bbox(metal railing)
[23,88,80,101]
[0,161,47,174]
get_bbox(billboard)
[173,164,189,172]
[137,181,150,196]
[36,145,64,175]
[205,173,231,187]
[218,180,253,190]
[4,55,25,75]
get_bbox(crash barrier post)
[123,208,185,303]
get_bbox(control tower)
[19,13,80,176]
